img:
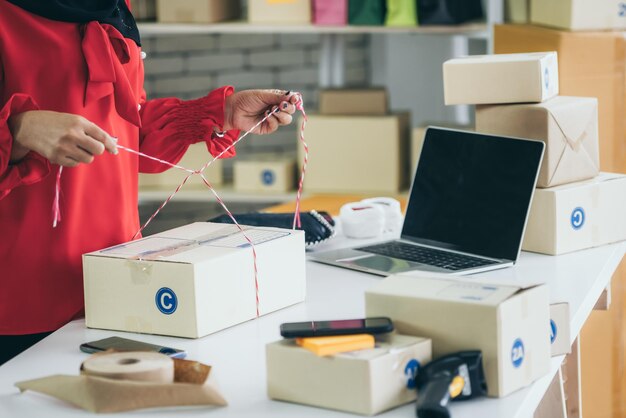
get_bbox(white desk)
[1,233,624,418]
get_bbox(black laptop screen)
[402,128,544,261]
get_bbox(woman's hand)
[223,89,299,135]
[8,110,118,166]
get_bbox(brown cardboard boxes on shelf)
[319,89,388,116]
[156,0,241,23]
[411,123,473,172]
[476,96,600,188]
[83,222,306,338]
[530,0,626,31]
[550,303,571,357]
[248,0,312,24]
[523,173,626,255]
[366,274,551,398]
[494,24,626,174]
[139,142,223,190]
[131,0,156,21]
[233,156,296,193]
[300,113,410,194]
[266,334,431,415]
[443,52,559,105]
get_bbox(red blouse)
[0,1,239,334]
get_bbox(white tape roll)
[361,197,403,232]
[340,202,385,239]
[81,351,175,383]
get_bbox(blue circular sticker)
[404,359,420,389]
[511,339,525,368]
[619,3,626,17]
[544,67,550,90]
[550,319,557,344]
[571,207,585,230]
[155,287,177,315]
[261,170,275,186]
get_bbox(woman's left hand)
[223,89,299,135]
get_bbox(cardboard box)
[494,25,626,174]
[476,96,600,188]
[300,113,410,194]
[83,222,306,338]
[248,0,312,24]
[233,157,295,193]
[138,142,223,190]
[530,0,626,31]
[523,173,626,255]
[156,0,240,23]
[319,89,388,115]
[267,334,432,415]
[411,122,473,172]
[505,0,529,23]
[312,0,347,25]
[550,303,571,357]
[365,274,551,397]
[131,0,157,21]
[443,52,559,105]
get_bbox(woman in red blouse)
[0,0,298,364]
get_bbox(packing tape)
[81,352,174,383]
[340,202,385,239]
[127,260,153,285]
[361,197,403,232]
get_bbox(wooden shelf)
[138,21,489,37]
[138,186,297,204]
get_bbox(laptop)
[309,127,545,276]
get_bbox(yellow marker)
[449,375,466,398]
[296,334,375,356]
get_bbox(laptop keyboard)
[356,241,499,271]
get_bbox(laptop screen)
[402,127,544,261]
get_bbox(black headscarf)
[7,0,141,45]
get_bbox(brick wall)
[141,33,370,179]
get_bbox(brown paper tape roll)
[82,352,175,383]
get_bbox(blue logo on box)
[404,359,420,389]
[619,3,626,17]
[261,170,275,185]
[571,207,585,230]
[155,287,177,315]
[550,319,557,344]
[511,339,525,368]
[544,67,549,90]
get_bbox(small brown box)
[319,89,388,116]
[156,0,241,23]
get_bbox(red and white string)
[52,93,308,318]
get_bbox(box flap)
[85,222,297,264]
[367,274,522,306]
[446,51,555,65]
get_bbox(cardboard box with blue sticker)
[266,334,432,415]
[365,274,551,397]
[523,173,626,255]
[443,52,559,105]
[550,302,571,357]
[83,222,306,338]
[233,156,296,193]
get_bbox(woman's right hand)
[8,110,118,166]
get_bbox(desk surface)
[1,230,624,418]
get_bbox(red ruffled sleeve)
[0,93,51,200]
[138,85,240,174]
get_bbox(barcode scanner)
[415,351,487,418]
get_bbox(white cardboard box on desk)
[531,0,626,31]
[476,96,599,188]
[83,222,306,338]
[266,334,432,416]
[365,274,551,398]
[443,52,559,105]
[523,173,626,255]
[233,157,296,193]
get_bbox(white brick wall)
[142,33,371,179]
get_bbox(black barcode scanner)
[415,351,487,418]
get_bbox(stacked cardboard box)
[301,88,411,194]
[494,18,626,418]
